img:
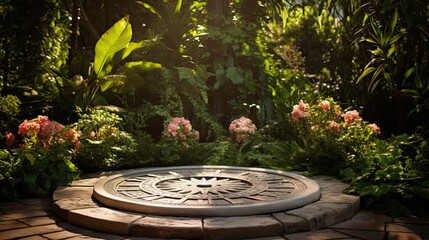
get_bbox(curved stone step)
[53,171,359,239]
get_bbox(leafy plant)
[0,95,21,139]
[73,109,138,172]
[290,98,381,175]
[0,149,22,199]
[2,116,81,197]
[342,133,429,216]
[54,16,154,113]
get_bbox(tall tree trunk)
[207,0,229,125]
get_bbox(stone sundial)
[93,166,320,217]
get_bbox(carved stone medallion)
[93,166,320,217]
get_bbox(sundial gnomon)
[94,166,320,216]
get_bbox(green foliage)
[155,139,211,167]
[342,133,429,216]
[74,131,138,172]
[54,16,155,114]
[290,98,381,175]
[131,66,224,141]
[206,133,283,169]
[15,143,79,197]
[77,108,122,134]
[0,0,70,90]
[269,70,314,119]
[74,109,140,172]
[0,149,22,199]
[2,116,81,197]
[350,0,429,130]
[198,6,275,125]
[0,94,21,132]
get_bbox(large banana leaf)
[94,16,132,78]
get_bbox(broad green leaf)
[404,67,415,79]
[100,75,126,92]
[25,153,35,165]
[363,13,370,24]
[390,8,398,31]
[357,67,375,84]
[226,67,244,85]
[175,0,182,13]
[401,89,420,98]
[135,1,160,18]
[95,105,126,113]
[387,45,397,58]
[415,75,423,89]
[369,66,386,93]
[122,61,162,72]
[370,47,384,56]
[94,17,132,78]
[384,72,392,83]
[365,38,378,44]
[369,80,380,94]
[389,33,404,45]
[121,40,152,60]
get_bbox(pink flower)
[342,110,361,124]
[229,117,257,143]
[291,109,306,122]
[38,116,64,139]
[327,121,340,132]
[368,123,381,135]
[4,132,15,147]
[164,117,199,141]
[18,120,40,136]
[319,100,331,111]
[63,127,80,143]
[291,100,310,122]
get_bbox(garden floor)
[1,171,429,240]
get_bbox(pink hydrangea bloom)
[319,100,331,111]
[327,121,340,132]
[38,116,64,139]
[164,117,199,141]
[291,100,310,122]
[4,132,15,147]
[229,117,257,143]
[18,119,40,136]
[368,123,381,135]
[342,110,361,124]
[63,127,80,143]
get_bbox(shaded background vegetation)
[1,0,428,216]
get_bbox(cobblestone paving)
[2,171,429,240]
[1,198,428,239]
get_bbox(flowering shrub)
[229,117,258,143]
[163,117,199,142]
[2,115,80,197]
[17,116,80,150]
[290,98,381,175]
[291,99,380,137]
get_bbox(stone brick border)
[52,170,360,239]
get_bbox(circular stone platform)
[53,167,360,239]
[93,166,321,217]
